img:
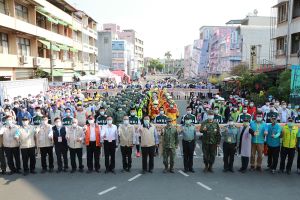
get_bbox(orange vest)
[85,125,101,147]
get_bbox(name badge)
[58,136,62,142]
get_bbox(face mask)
[55,122,62,127]
[214,110,219,114]
[123,120,129,125]
[118,108,122,111]
[144,120,150,125]
[170,105,174,108]
[244,102,248,105]
[229,104,232,107]
[185,120,192,125]
[298,112,300,115]
[275,103,279,106]
[270,108,275,112]
[229,121,234,126]
[243,110,247,114]
[233,108,237,112]
[250,103,254,107]
[282,105,286,109]
[160,111,164,115]
[295,106,299,109]
[67,103,71,106]
[88,120,94,124]
[66,113,71,116]
[187,111,192,115]
[6,120,13,125]
[131,112,136,116]
[287,122,294,127]
[23,121,30,126]
[266,103,270,106]
[14,104,19,108]
[5,111,10,115]
[107,120,113,125]
[208,115,214,120]
[256,117,262,122]
[36,111,41,116]
[72,123,77,128]
[100,111,105,115]
[288,105,292,109]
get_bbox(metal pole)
[286,0,292,69]
[50,42,54,82]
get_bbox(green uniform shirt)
[223,126,238,144]
[162,125,178,149]
[200,120,221,145]
[182,125,196,141]
[237,113,251,123]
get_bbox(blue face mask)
[287,122,294,127]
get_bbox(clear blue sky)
[68,0,277,59]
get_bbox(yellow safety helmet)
[84,98,89,102]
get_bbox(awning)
[70,47,78,53]
[41,69,64,77]
[38,40,60,52]
[36,10,58,24]
[272,1,288,8]
[57,44,69,51]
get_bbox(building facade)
[111,40,134,76]
[273,0,300,67]
[97,31,117,69]
[0,0,98,81]
[164,58,184,74]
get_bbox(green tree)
[34,69,49,79]
[164,51,172,60]
[149,59,165,72]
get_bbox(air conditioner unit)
[52,60,57,67]
[33,57,42,66]
[20,55,29,64]
[277,49,285,56]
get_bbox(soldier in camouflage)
[162,118,178,173]
[200,110,221,173]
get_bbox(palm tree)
[164,51,172,74]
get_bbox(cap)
[288,117,293,122]
[22,116,30,121]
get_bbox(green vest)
[154,115,167,124]
[63,117,73,126]
[32,115,42,126]
[96,115,107,125]
[129,116,139,125]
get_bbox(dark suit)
[52,126,68,171]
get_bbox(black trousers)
[86,141,100,171]
[69,147,83,170]
[40,146,54,170]
[21,147,36,172]
[182,140,195,170]
[241,156,249,170]
[280,147,295,172]
[0,146,6,171]
[104,140,116,171]
[121,146,132,170]
[223,142,236,170]
[4,147,21,172]
[141,146,155,171]
[267,146,280,170]
[55,145,68,170]
[298,147,300,169]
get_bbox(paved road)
[1,100,300,200]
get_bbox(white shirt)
[89,124,96,141]
[101,124,118,143]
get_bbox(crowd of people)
[0,84,299,177]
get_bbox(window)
[104,37,108,44]
[82,33,89,44]
[118,52,124,58]
[17,37,30,56]
[72,30,78,41]
[83,52,89,62]
[278,3,288,24]
[36,12,47,29]
[52,23,59,33]
[38,42,47,57]
[0,33,8,54]
[112,53,117,58]
[15,3,28,22]
[0,0,6,14]
[293,0,300,18]
[291,33,300,54]
[276,37,285,51]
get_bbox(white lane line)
[178,170,189,177]
[196,182,212,191]
[98,186,117,196]
[128,174,142,182]
[225,197,233,200]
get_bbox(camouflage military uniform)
[114,110,127,126]
[200,119,221,171]
[162,124,178,171]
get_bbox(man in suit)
[51,117,68,173]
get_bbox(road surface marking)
[178,170,189,177]
[196,182,212,191]
[128,174,142,182]
[225,197,233,200]
[98,186,117,196]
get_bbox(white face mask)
[42,120,48,125]
[160,111,164,115]
[229,121,234,126]
[107,120,113,125]
[55,122,62,127]
[6,120,13,125]
[123,120,129,125]
[243,110,247,114]
[88,120,94,124]
[23,121,29,126]
[187,111,192,114]
[72,123,77,128]
[208,115,214,120]
[100,111,105,115]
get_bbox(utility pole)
[286,0,292,69]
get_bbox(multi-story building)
[272,0,300,67]
[111,40,134,76]
[183,45,193,78]
[0,0,98,81]
[97,31,118,69]
[164,58,184,74]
